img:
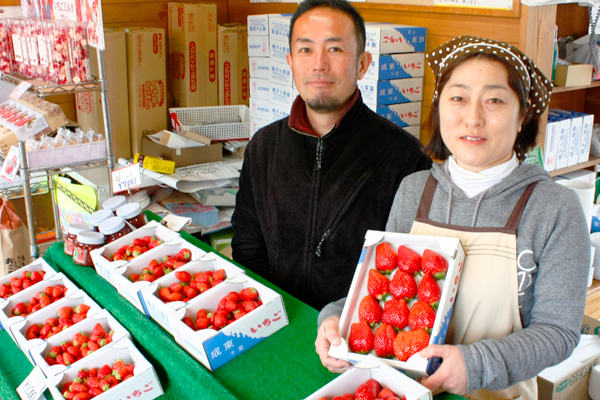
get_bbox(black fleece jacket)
[231,91,431,310]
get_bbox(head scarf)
[426,35,553,115]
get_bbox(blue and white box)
[270,39,290,65]
[249,57,271,79]
[365,53,425,81]
[551,109,582,168]
[270,82,294,108]
[251,117,271,137]
[250,97,272,121]
[250,77,271,100]
[271,102,291,121]
[365,23,427,54]
[248,36,269,58]
[543,119,560,172]
[549,113,571,170]
[270,61,293,87]
[269,15,292,42]
[358,77,423,106]
[563,110,594,164]
[376,102,422,127]
[247,14,270,36]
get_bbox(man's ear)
[357,51,373,81]
[286,52,293,70]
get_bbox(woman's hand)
[315,316,353,373]
[418,344,468,396]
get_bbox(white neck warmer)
[448,153,519,198]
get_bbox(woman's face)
[439,57,525,173]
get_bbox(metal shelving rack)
[0,47,114,258]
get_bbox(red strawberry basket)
[329,230,465,378]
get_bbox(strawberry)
[183,285,198,299]
[417,273,441,309]
[72,393,92,400]
[20,270,32,280]
[212,313,228,329]
[52,285,64,299]
[46,317,58,327]
[373,323,396,358]
[67,345,81,357]
[169,283,183,293]
[72,313,86,324]
[88,388,103,397]
[175,271,191,283]
[409,301,436,332]
[358,295,382,326]
[397,245,421,276]
[49,345,61,358]
[132,238,148,247]
[421,249,448,280]
[158,287,171,301]
[381,298,409,330]
[167,292,184,302]
[212,269,226,280]
[196,317,210,330]
[92,323,105,337]
[31,271,43,282]
[376,242,397,275]
[348,321,374,354]
[98,378,110,391]
[39,293,51,308]
[97,365,113,379]
[389,270,417,302]
[239,287,258,301]
[88,368,98,378]
[175,248,192,262]
[367,269,389,301]
[63,353,75,366]
[355,379,380,400]
[12,302,26,315]
[75,304,90,315]
[148,239,163,249]
[182,317,195,329]
[242,300,259,312]
[76,369,88,380]
[57,307,74,319]
[378,388,398,399]
[393,328,430,362]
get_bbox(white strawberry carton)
[139,252,246,334]
[44,337,164,400]
[0,272,79,340]
[9,289,102,362]
[170,273,289,371]
[111,237,207,314]
[305,354,431,400]
[0,258,58,312]
[90,220,181,288]
[30,308,131,378]
[329,230,465,378]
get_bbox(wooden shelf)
[552,80,600,94]
[549,156,600,177]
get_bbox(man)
[231,0,431,311]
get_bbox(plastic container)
[116,203,147,229]
[99,216,132,243]
[102,195,127,212]
[73,231,105,267]
[168,105,250,141]
[64,223,94,256]
[89,208,114,231]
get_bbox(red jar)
[116,203,147,229]
[89,209,114,231]
[99,216,132,243]
[73,231,105,267]
[64,223,94,256]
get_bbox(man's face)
[286,7,371,114]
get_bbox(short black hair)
[425,52,539,162]
[289,0,367,55]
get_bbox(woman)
[315,36,590,400]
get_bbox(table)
[0,215,465,400]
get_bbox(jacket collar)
[288,88,361,137]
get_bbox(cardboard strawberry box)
[30,308,131,378]
[329,230,465,378]
[0,258,57,302]
[139,252,246,334]
[44,337,163,400]
[170,274,289,371]
[305,355,431,400]
[90,220,181,288]
[111,238,207,315]
[0,272,79,339]
[9,289,102,362]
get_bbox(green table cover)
[0,213,466,400]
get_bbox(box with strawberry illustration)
[0,258,57,304]
[10,289,103,362]
[90,220,181,288]
[44,337,163,400]
[0,272,79,341]
[329,230,465,378]
[30,308,131,378]
[305,355,431,400]
[139,252,246,334]
[111,237,207,315]
[170,273,289,371]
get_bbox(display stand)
[0,47,114,259]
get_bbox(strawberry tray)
[30,308,132,379]
[44,337,164,400]
[170,273,289,371]
[139,252,246,334]
[90,220,181,288]
[304,354,431,400]
[328,230,465,378]
[0,258,57,305]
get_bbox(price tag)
[112,163,142,193]
[9,82,32,100]
[16,366,46,400]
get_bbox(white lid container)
[98,216,127,235]
[76,231,105,245]
[67,223,94,235]
[116,203,142,220]
[89,209,114,227]
[102,195,127,211]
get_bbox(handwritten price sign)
[112,163,142,193]
[17,367,46,400]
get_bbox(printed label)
[209,50,216,82]
[189,42,196,92]
[224,62,231,105]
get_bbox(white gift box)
[365,24,427,54]
[365,53,425,81]
[358,78,423,106]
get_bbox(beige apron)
[410,175,537,400]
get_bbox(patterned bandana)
[426,35,553,115]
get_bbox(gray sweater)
[319,162,590,393]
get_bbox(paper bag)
[0,198,32,277]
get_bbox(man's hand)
[418,344,468,396]
[315,317,352,373]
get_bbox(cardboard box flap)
[152,130,209,149]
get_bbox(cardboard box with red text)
[142,137,222,167]
[218,24,249,106]
[168,3,218,108]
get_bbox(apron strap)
[415,174,438,222]
[504,182,538,233]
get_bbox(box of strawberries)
[328,230,465,378]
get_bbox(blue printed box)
[270,62,293,87]
[269,15,292,41]
[270,39,290,65]
[247,14,270,36]
[170,274,289,371]
[249,57,271,79]
[270,82,294,108]
[365,53,425,81]
[365,23,427,54]
[376,102,422,127]
[250,77,271,100]
[248,36,269,57]
[328,230,465,378]
[358,78,423,106]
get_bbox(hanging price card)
[9,82,32,100]
[17,366,46,400]
[112,163,142,193]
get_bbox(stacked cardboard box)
[358,23,427,139]
[247,14,296,137]
[544,108,594,172]
[218,24,249,107]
